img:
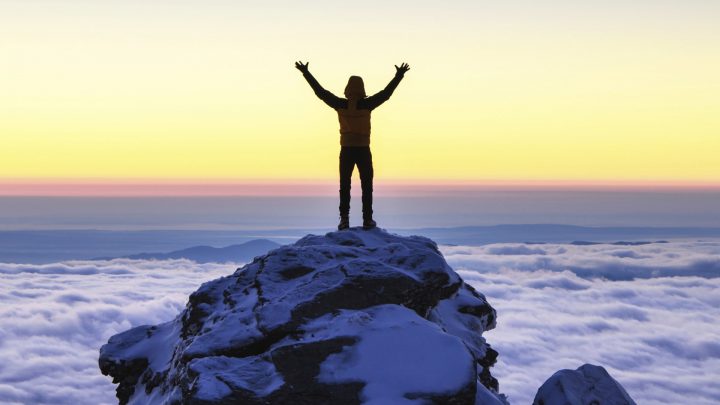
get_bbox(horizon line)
[2,178,720,197]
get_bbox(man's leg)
[357,147,375,225]
[338,147,355,226]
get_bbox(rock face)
[99,228,506,404]
[533,364,637,405]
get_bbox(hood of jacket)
[344,76,366,99]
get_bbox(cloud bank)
[1,241,719,404]
[442,240,720,280]
[442,241,720,404]
[0,259,235,405]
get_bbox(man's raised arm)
[295,61,344,109]
[365,62,410,110]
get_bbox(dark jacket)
[302,71,404,146]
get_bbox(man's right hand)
[395,62,410,76]
[295,61,309,73]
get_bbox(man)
[295,61,410,230]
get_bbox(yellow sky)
[2,1,719,183]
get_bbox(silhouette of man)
[295,61,410,230]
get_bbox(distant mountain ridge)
[97,239,281,263]
[406,224,720,245]
[2,225,720,263]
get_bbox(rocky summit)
[99,228,507,404]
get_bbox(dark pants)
[339,146,373,220]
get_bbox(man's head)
[344,76,366,99]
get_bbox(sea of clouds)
[0,259,234,405]
[1,241,719,404]
[443,241,720,404]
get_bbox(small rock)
[533,363,637,405]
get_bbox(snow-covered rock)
[99,228,505,404]
[533,364,637,405]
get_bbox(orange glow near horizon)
[2,178,720,197]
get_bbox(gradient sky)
[2,0,719,184]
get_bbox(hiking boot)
[338,216,350,230]
[362,218,377,230]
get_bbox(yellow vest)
[337,99,371,146]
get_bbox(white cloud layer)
[442,241,720,404]
[442,240,720,280]
[0,259,235,405]
[1,241,719,404]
